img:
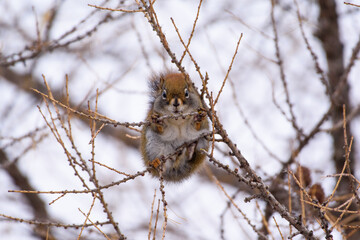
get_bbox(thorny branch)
[135,1,359,239]
[1,0,360,239]
[0,4,117,67]
[0,213,111,229]
[33,85,207,129]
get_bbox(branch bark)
[315,0,359,239]
[315,0,354,179]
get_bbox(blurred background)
[0,0,359,239]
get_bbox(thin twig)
[214,33,243,106]
[88,4,144,13]
[256,201,274,240]
[270,0,304,139]
[0,213,111,228]
[152,199,161,240]
[293,0,331,98]
[179,0,203,64]
[90,160,132,177]
[9,169,150,195]
[272,216,284,240]
[148,189,157,240]
[78,208,111,240]
[344,2,360,7]
[77,193,98,240]
[287,167,293,239]
[158,158,168,240]
[212,174,267,240]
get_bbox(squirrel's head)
[150,72,199,115]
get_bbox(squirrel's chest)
[160,118,197,143]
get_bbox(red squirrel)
[141,72,209,182]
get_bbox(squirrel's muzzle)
[171,97,182,108]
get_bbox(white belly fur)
[145,118,207,162]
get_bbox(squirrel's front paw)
[151,113,165,133]
[151,113,163,123]
[194,108,206,131]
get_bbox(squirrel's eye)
[184,88,189,98]
[162,90,167,99]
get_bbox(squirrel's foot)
[149,158,161,169]
[186,142,197,160]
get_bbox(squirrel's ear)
[149,73,163,96]
[184,73,191,83]
[184,73,194,89]
[159,75,165,88]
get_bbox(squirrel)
[141,72,209,182]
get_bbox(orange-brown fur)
[140,72,209,182]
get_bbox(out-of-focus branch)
[0,149,56,240]
[270,0,304,140]
[315,1,359,239]
[0,4,118,67]
[0,66,140,149]
[0,150,48,220]
[315,0,355,192]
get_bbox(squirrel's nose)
[173,98,179,107]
